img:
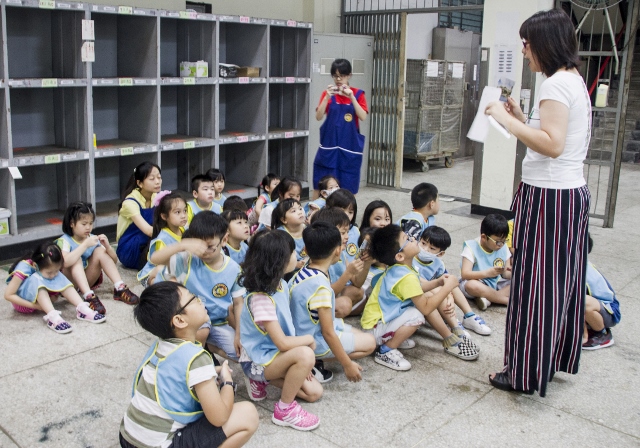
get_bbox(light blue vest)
[370,264,418,324]
[328,251,348,284]
[137,228,182,282]
[277,226,307,260]
[56,234,99,269]
[183,255,242,325]
[396,211,435,236]
[187,199,223,217]
[586,262,621,324]
[462,238,510,289]
[257,199,279,232]
[413,257,446,281]
[369,265,385,290]
[344,225,361,263]
[8,260,72,303]
[289,267,344,357]
[226,241,248,266]
[240,280,296,366]
[303,197,326,215]
[213,194,227,208]
[133,340,208,425]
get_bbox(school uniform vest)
[8,260,73,303]
[226,241,248,266]
[213,194,226,208]
[462,239,509,289]
[183,254,241,325]
[586,262,621,323]
[328,251,348,284]
[277,226,307,260]
[187,200,222,224]
[289,268,344,357]
[412,257,446,281]
[396,211,435,238]
[137,228,182,282]
[369,265,385,290]
[56,234,100,269]
[240,280,296,366]
[344,225,361,263]
[133,340,207,425]
[303,197,326,215]
[369,264,418,325]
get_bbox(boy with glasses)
[459,214,512,310]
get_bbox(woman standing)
[313,59,368,196]
[485,9,591,397]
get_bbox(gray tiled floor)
[1,158,638,447]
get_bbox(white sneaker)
[462,314,492,336]
[444,338,480,361]
[374,348,411,371]
[475,297,491,311]
[398,338,416,349]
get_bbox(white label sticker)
[82,20,95,40]
[81,42,95,62]
[452,63,464,79]
[426,61,439,78]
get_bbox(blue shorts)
[205,323,239,361]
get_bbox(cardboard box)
[237,66,261,77]
[180,61,196,77]
[0,207,11,236]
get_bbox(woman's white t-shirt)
[521,71,591,189]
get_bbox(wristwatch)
[221,381,237,394]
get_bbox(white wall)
[406,13,440,59]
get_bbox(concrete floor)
[1,158,639,447]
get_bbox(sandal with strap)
[43,310,73,334]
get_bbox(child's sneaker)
[583,329,614,350]
[398,338,416,349]
[84,293,106,315]
[76,303,107,323]
[311,360,333,383]
[243,376,267,401]
[272,400,320,431]
[444,337,480,360]
[43,310,73,334]
[113,285,139,305]
[462,314,492,335]
[475,297,491,311]
[374,348,411,371]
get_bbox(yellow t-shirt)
[505,219,514,249]
[116,190,157,241]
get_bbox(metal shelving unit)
[0,0,311,247]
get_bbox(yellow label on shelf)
[182,77,196,85]
[45,154,61,164]
[183,141,196,149]
[41,78,58,88]
[179,11,196,19]
[119,78,133,86]
[120,147,134,156]
[118,5,133,14]
[39,0,55,9]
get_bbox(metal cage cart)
[403,59,465,172]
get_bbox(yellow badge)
[300,248,307,258]
[346,243,358,256]
[212,283,229,298]
[493,258,504,268]
[344,113,353,122]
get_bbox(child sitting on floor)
[396,182,439,239]
[221,209,250,265]
[187,174,222,225]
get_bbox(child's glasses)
[397,232,415,254]
[487,235,506,247]
[175,295,202,315]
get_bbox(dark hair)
[11,242,63,273]
[240,230,295,294]
[273,176,302,201]
[588,233,593,254]
[303,221,342,260]
[191,174,214,193]
[152,192,186,238]
[205,168,225,182]
[271,198,302,229]
[411,183,438,210]
[520,9,580,77]
[134,281,185,339]
[221,209,248,224]
[326,189,357,226]
[331,58,352,76]
[370,224,403,266]
[223,195,248,213]
[62,202,96,236]
[360,200,392,231]
[310,206,351,229]
[120,161,161,207]
[258,173,280,197]
[318,175,339,192]
[420,226,451,251]
[187,211,228,241]
[481,214,509,239]
[358,226,377,246]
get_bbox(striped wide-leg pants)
[504,182,591,397]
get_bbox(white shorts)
[365,307,425,346]
[458,278,510,299]
[317,326,356,359]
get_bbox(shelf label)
[296,131,308,136]
[180,11,196,19]
[82,20,95,41]
[285,131,294,138]
[182,77,196,85]
[119,5,133,14]
[236,136,249,143]
[59,80,75,85]
[183,141,196,149]
[287,20,297,27]
[39,0,56,9]
[45,154,61,164]
[120,147,134,156]
[238,77,249,84]
[285,77,295,84]
[100,79,114,85]
[239,16,250,23]
[119,78,133,86]
[57,2,70,8]
[62,154,77,161]
[101,150,115,157]
[9,80,25,87]
[6,0,22,5]
[134,79,148,85]
[162,144,175,151]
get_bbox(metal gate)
[559,0,639,226]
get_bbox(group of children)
[3,165,621,447]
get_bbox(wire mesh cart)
[403,59,465,172]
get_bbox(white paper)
[82,20,95,40]
[81,42,95,62]
[426,61,439,78]
[9,166,22,179]
[452,63,464,79]
[467,86,510,143]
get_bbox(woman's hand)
[506,97,526,123]
[485,101,512,126]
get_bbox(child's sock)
[452,325,466,337]
[463,312,475,319]
[442,333,461,348]
[114,281,125,290]
[83,290,95,300]
[76,302,95,315]
[379,344,392,354]
[277,400,295,412]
